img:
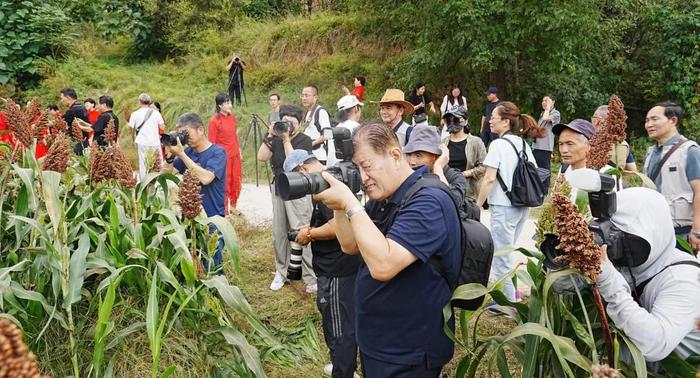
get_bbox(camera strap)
[632,260,700,304]
[649,137,689,182]
[135,109,154,136]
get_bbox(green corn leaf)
[106,322,146,351]
[146,269,158,353]
[93,274,120,378]
[219,327,267,378]
[617,332,647,378]
[41,170,63,232]
[66,233,90,306]
[12,165,37,210]
[206,215,241,274]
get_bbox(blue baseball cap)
[484,87,498,95]
[283,149,315,172]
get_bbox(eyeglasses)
[490,117,502,122]
[300,94,314,99]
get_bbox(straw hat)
[372,89,415,115]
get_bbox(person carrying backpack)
[476,101,546,305]
[301,85,333,165]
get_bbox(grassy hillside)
[27,14,407,181]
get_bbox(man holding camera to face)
[166,112,228,269]
[313,122,461,377]
[257,104,317,293]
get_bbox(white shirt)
[128,107,164,147]
[483,134,537,206]
[440,95,468,113]
[327,119,360,167]
[303,105,331,162]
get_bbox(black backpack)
[311,105,337,153]
[496,137,549,207]
[399,174,494,310]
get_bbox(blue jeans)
[489,204,529,302]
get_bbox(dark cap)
[442,106,468,120]
[484,87,498,95]
[553,119,596,140]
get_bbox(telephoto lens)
[286,242,303,280]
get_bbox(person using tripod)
[208,93,242,215]
[226,52,246,106]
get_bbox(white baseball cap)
[337,95,363,111]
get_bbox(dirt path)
[237,182,538,251]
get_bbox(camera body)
[160,130,189,146]
[287,230,299,241]
[272,120,293,136]
[276,127,362,201]
[542,170,649,270]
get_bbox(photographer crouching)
[311,122,461,377]
[165,112,228,271]
[546,170,700,371]
[282,149,360,378]
[257,104,317,292]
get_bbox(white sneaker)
[305,283,318,294]
[323,363,333,376]
[270,272,287,291]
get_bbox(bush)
[0,0,75,91]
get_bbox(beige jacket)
[443,134,487,200]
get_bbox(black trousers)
[533,149,552,191]
[229,82,242,105]
[360,352,443,378]
[317,274,357,378]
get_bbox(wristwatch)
[345,205,365,219]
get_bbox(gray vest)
[644,140,699,227]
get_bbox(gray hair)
[176,112,204,129]
[138,93,152,105]
[593,105,609,120]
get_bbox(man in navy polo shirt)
[315,122,461,377]
[169,112,227,269]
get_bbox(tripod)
[226,63,247,107]
[241,113,271,186]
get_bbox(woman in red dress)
[208,93,242,214]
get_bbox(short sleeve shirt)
[92,110,119,146]
[406,92,432,116]
[644,133,700,188]
[533,109,560,152]
[173,144,227,217]
[128,107,164,147]
[483,134,538,206]
[359,166,461,366]
[303,105,331,161]
[351,85,365,102]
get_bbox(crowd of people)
[250,80,700,377]
[1,74,699,377]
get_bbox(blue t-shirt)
[173,144,227,217]
[359,166,461,367]
[645,134,700,188]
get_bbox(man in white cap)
[128,93,165,180]
[374,89,415,146]
[326,95,363,167]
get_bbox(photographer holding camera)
[167,112,228,269]
[257,104,317,292]
[226,52,246,106]
[313,122,461,377]
[283,149,360,378]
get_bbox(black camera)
[161,130,189,146]
[276,127,362,201]
[287,230,299,241]
[541,170,650,270]
[272,120,293,136]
